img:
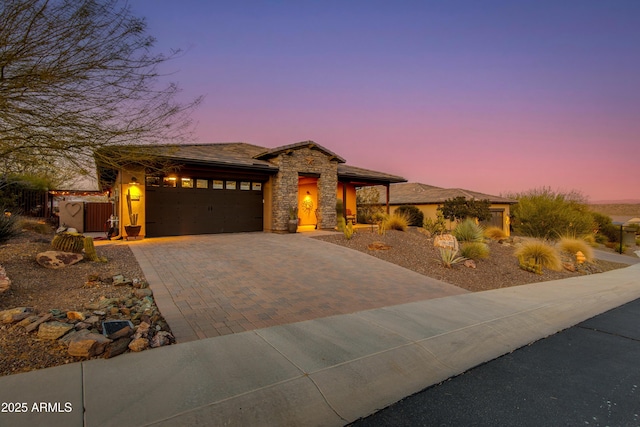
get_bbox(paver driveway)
[129,232,468,342]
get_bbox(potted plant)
[288,206,298,233]
[124,189,141,238]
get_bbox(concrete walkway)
[127,232,467,342]
[1,257,639,426]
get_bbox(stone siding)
[270,147,338,231]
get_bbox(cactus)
[83,236,107,262]
[126,189,138,226]
[51,232,84,253]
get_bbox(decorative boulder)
[0,265,10,294]
[434,234,459,252]
[36,251,84,269]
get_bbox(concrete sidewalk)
[1,261,639,426]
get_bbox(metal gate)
[84,202,113,232]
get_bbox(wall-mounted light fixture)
[129,176,139,185]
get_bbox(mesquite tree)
[0,0,201,185]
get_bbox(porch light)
[129,176,139,185]
[128,182,141,201]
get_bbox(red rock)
[36,251,83,269]
[128,338,149,352]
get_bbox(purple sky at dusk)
[131,1,639,202]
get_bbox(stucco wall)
[389,203,512,235]
[117,168,146,239]
[337,183,357,218]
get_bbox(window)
[225,181,236,190]
[240,181,250,190]
[163,177,177,188]
[181,178,194,188]
[145,176,161,187]
[196,179,208,189]
[212,180,223,189]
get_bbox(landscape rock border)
[0,274,175,360]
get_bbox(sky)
[131,0,640,202]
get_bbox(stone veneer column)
[269,147,338,231]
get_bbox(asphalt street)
[352,298,640,427]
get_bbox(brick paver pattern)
[129,232,467,342]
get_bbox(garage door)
[144,177,264,237]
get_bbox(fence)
[84,202,113,232]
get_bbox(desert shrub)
[453,218,484,242]
[508,187,594,239]
[514,240,562,272]
[439,196,492,223]
[460,242,490,260]
[484,226,507,241]
[384,211,410,231]
[439,248,466,268]
[595,233,609,244]
[19,218,51,234]
[600,223,621,243]
[372,212,389,235]
[394,205,424,227]
[356,187,384,224]
[582,234,598,247]
[605,241,628,253]
[343,222,354,240]
[336,215,346,232]
[0,209,19,243]
[558,237,594,262]
[424,211,447,235]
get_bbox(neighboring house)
[96,141,406,238]
[370,182,517,235]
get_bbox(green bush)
[514,240,562,272]
[356,187,383,224]
[508,188,595,239]
[0,210,19,243]
[453,218,484,242]
[424,211,447,235]
[460,242,490,260]
[484,226,507,241]
[439,196,492,222]
[394,205,424,227]
[19,218,51,234]
[600,223,621,243]
[558,237,594,262]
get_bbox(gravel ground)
[313,227,627,292]
[0,229,147,377]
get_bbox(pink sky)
[132,1,640,202]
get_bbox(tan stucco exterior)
[389,203,512,235]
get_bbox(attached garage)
[96,141,406,239]
[144,175,266,237]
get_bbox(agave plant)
[439,247,467,268]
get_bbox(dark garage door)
[145,178,264,237]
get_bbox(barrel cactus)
[51,232,85,253]
[84,236,107,262]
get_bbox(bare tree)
[0,0,201,185]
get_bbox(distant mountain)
[590,199,640,205]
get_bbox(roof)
[338,164,406,184]
[372,182,517,205]
[147,143,278,171]
[254,140,346,163]
[96,141,405,185]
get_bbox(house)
[369,182,517,235]
[96,141,406,238]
